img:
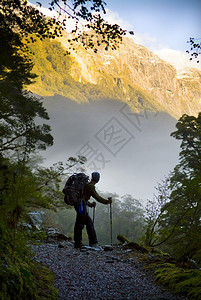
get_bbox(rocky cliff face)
[29,34,201,119]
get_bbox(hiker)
[74,172,112,248]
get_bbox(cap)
[91,172,100,182]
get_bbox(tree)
[89,193,145,244]
[0,2,55,158]
[186,37,201,63]
[0,1,129,298]
[143,176,171,247]
[37,0,129,52]
[119,194,145,241]
[1,0,127,54]
[157,113,201,257]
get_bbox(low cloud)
[154,49,201,71]
[104,8,134,31]
[104,9,171,54]
[133,32,166,51]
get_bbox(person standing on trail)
[74,172,112,248]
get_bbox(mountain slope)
[28,35,201,119]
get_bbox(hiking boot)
[89,244,103,251]
[89,243,98,248]
[74,243,84,249]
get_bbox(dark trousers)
[74,204,97,246]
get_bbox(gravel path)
[34,242,187,300]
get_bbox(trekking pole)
[93,206,95,224]
[109,202,113,246]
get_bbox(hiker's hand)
[92,201,96,207]
[108,197,112,204]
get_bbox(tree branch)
[152,208,190,247]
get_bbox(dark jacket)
[83,182,109,206]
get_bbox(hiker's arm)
[90,185,109,204]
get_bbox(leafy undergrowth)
[192,250,201,268]
[153,263,201,300]
[0,258,58,300]
[118,238,201,300]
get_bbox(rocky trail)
[34,238,187,300]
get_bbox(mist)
[40,95,180,204]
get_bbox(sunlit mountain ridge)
[28,34,201,119]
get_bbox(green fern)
[154,264,201,299]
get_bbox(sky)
[104,0,201,52]
[32,0,201,69]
